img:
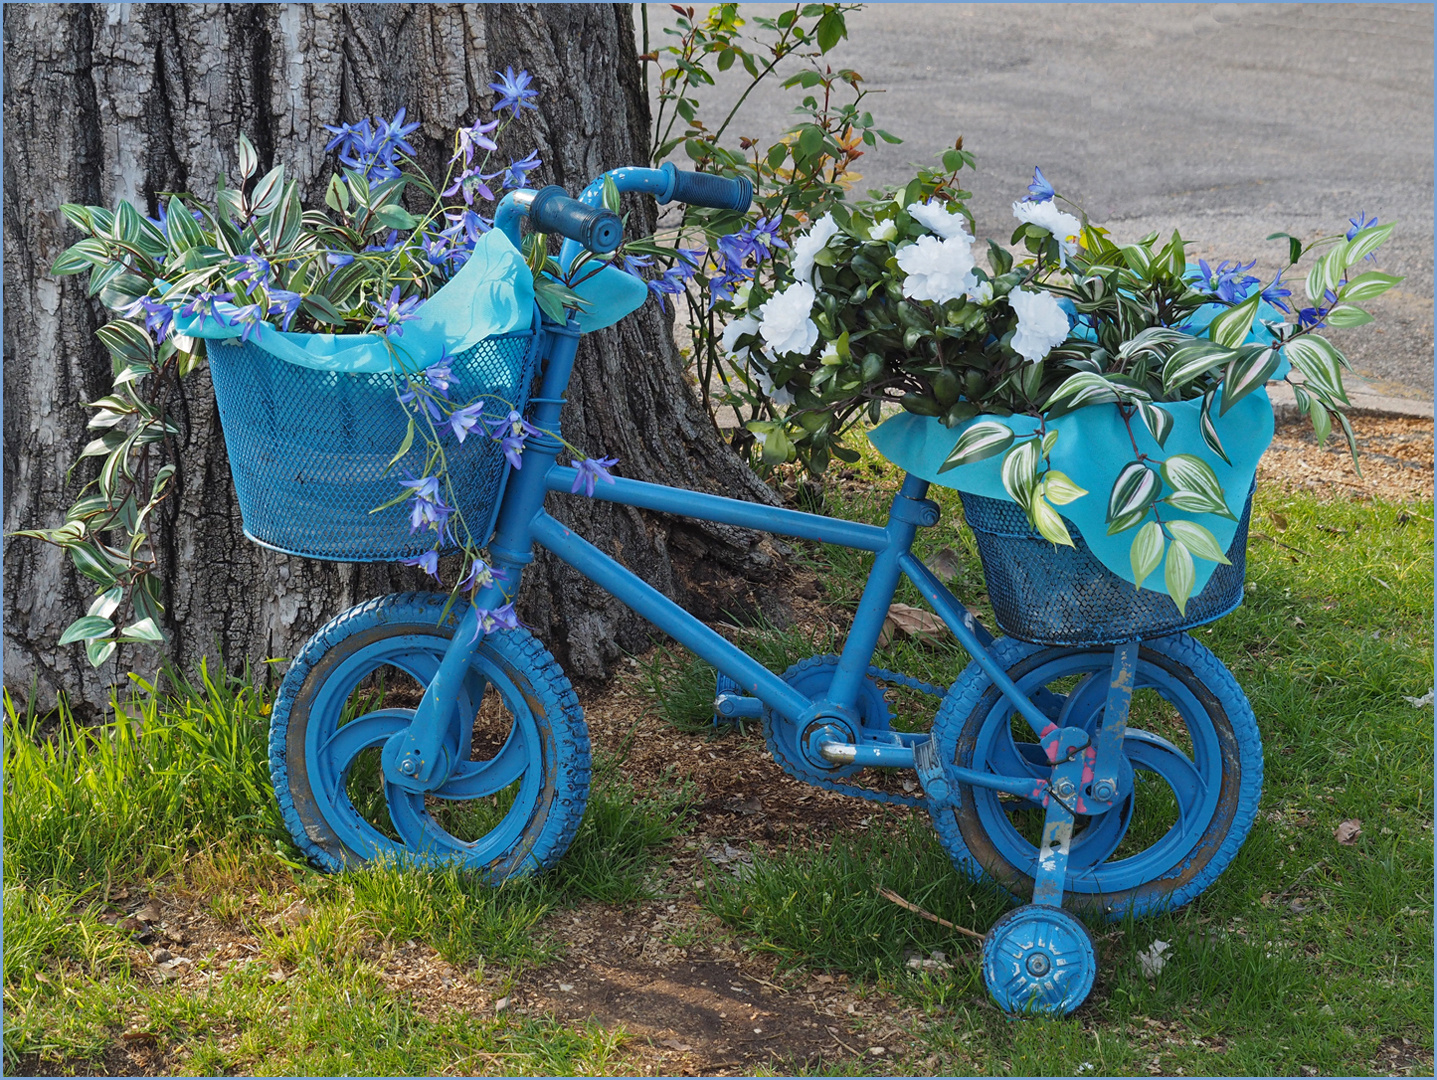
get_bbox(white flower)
[907,200,973,241]
[746,354,794,407]
[970,280,994,306]
[731,280,753,307]
[1007,286,1071,363]
[868,218,897,243]
[758,281,819,356]
[1012,199,1082,263]
[788,212,841,287]
[896,234,978,305]
[720,314,760,359]
[819,341,841,366]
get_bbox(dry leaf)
[884,603,949,645]
[1335,819,1362,846]
[134,902,161,923]
[1270,511,1290,531]
[661,1039,694,1053]
[924,547,963,581]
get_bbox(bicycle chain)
[762,662,949,809]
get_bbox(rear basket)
[958,489,1252,646]
[206,322,541,562]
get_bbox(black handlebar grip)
[662,164,753,213]
[528,185,623,254]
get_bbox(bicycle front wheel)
[269,592,590,878]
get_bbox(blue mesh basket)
[958,488,1253,646]
[206,318,542,562]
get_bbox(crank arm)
[1085,640,1139,808]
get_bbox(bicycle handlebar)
[528,186,623,255]
[658,163,753,213]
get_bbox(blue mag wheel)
[269,592,590,878]
[929,635,1262,920]
[982,904,1096,1016]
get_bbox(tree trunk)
[3,2,780,712]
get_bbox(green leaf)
[301,293,347,327]
[766,143,788,170]
[115,200,146,244]
[268,183,304,251]
[1164,519,1231,565]
[1219,345,1280,416]
[59,615,115,645]
[602,174,622,215]
[1339,270,1402,303]
[1041,470,1087,506]
[119,617,165,643]
[51,238,110,275]
[97,320,157,369]
[1129,521,1165,588]
[1044,371,1121,411]
[938,420,1014,472]
[372,203,420,231]
[1161,454,1235,519]
[1310,402,1332,446]
[325,174,350,214]
[237,132,259,179]
[1208,292,1262,348]
[1031,497,1074,547]
[166,196,204,253]
[1106,461,1160,529]
[1164,539,1196,614]
[1344,222,1394,265]
[815,10,846,52]
[387,418,416,470]
[1323,304,1373,329]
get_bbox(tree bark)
[4,3,779,711]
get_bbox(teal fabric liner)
[571,264,650,333]
[869,389,1274,597]
[172,230,536,373]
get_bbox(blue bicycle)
[212,166,1263,1017]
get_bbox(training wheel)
[982,905,1096,1016]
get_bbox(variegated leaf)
[939,420,1014,472]
[1282,336,1349,404]
[1219,345,1280,415]
[1324,304,1373,328]
[1117,326,1191,362]
[1000,438,1042,507]
[1339,270,1402,303]
[1042,428,1060,455]
[1344,222,1394,265]
[1161,454,1236,519]
[1107,461,1161,526]
[1310,402,1332,446]
[1334,409,1363,478]
[1129,521,1165,588]
[1041,470,1088,506]
[1136,400,1174,446]
[1165,539,1196,615]
[1162,340,1235,393]
[1199,389,1232,465]
[1164,519,1231,564]
[1208,292,1262,349]
[1045,371,1121,411]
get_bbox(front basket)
[207,324,541,562]
[959,489,1253,646]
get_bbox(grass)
[5,432,1432,1075]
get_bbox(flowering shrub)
[28,71,621,665]
[715,160,1401,610]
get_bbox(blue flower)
[468,601,521,643]
[233,254,272,289]
[1346,212,1377,241]
[452,118,500,168]
[456,556,504,593]
[425,359,454,397]
[122,296,175,343]
[744,216,787,262]
[326,251,356,267]
[401,548,442,582]
[1025,166,1054,203]
[449,400,485,442]
[571,455,618,497]
[1193,258,1260,304]
[443,208,492,247]
[1259,270,1292,314]
[647,266,689,311]
[372,286,424,337]
[491,150,542,190]
[401,474,453,537]
[485,408,540,469]
[620,253,653,278]
[179,291,234,329]
[266,288,303,331]
[229,303,266,343]
[325,108,419,182]
[489,67,539,116]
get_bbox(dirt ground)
[39,411,1435,1077]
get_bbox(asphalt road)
[643,3,1434,400]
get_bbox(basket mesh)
[207,325,541,561]
[959,488,1252,646]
